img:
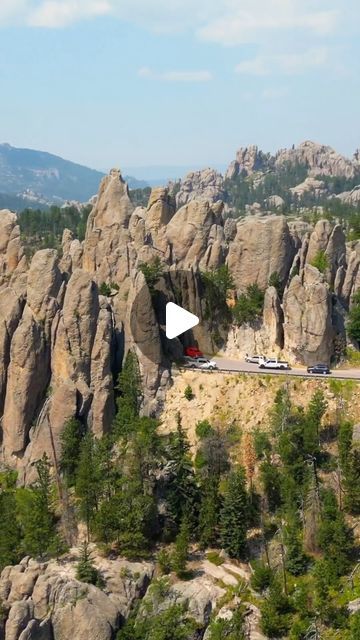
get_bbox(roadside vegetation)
[1,356,360,638]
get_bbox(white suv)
[184,357,218,370]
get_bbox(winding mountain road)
[210,357,360,381]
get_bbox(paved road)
[211,357,360,381]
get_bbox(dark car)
[307,363,331,375]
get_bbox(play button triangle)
[166,302,199,340]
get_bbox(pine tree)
[75,432,101,539]
[220,467,248,558]
[76,542,101,586]
[0,472,21,570]
[304,389,327,455]
[338,422,360,514]
[318,489,353,576]
[260,457,282,513]
[284,519,309,576]
[18,455,61,558]
[60,417,84,486]
[165,413,199,535]
[172,517,190,577]
[260,579,291,639]
[114,350,142,438]
[198,478,220,549]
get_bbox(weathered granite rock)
[0,553,154,640]
[227,216,296,292]
[82,168,134,283]
[174,168,225,208]
[283,265,333,365]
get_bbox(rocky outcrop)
[290,177,326,199]
[0,159,359,476]
[166,199,224,269]
[227,215,296,292]
[82,168,134,283]
[225,146,271,179]
[283,265,334,365]
[174,169,224,208]
[275,140,358,179]
[0,553,154,640]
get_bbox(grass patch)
[206,551,225,566]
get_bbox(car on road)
[258,357,291,370]
[307,363,331,375]
[184,356,218,370]
[184,346,203,358]
[245,354,266,364]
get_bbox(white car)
[184,356,218,370]
[258,357,290,370]
[245,354,266,364]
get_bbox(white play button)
[166,302,199,340]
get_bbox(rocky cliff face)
[0,164,359,479]
[0,549,266,640]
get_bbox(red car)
[184,346,203,358]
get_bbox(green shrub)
[138,256,164,295]
[310,250,329,274]
[250,561,274,592]
[99,282,112,296]
[157,548,172,575]
[232,284,264,326]
[206,551,224,566]
[348,292,360,345]
[195,420,213,439]
[184,385,193,401]
[268,271,282,295]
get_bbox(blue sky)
[0,0,359,174]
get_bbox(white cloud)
[197,1,339,45]
[138,67,212,83]
[0,0,345,42]
[0,0,29,24]
[28,0,111,28]
[235,47,329,76]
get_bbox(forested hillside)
[2,360,360,639]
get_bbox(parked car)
[184,356,218,370]
[184,346,203,358]
[259,357,290,370]
[245,354,266,364]
[307,363,331,375]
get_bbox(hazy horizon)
[0,1,359,170]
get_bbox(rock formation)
[0,160,359,476]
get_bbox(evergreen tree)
[304,389,327,455]
[338,422,360,514]
[348,292,360,345]
[198,478,220,549]
[17,455,61,558]
[165,413,199,535]
[0,472,21,570]
[350,611,360,640]
[76,542,102,586]
[284,519,309,576]
[75,433,101,539]
[260,579,292,639]
[172,517,190,577]
[60,417,84,486]
[318,489,353,576]
[114,350,142,438]
[220,467,248,558]
[260,457,282,512]
[207,606,246,639]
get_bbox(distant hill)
[0,143,148,208]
